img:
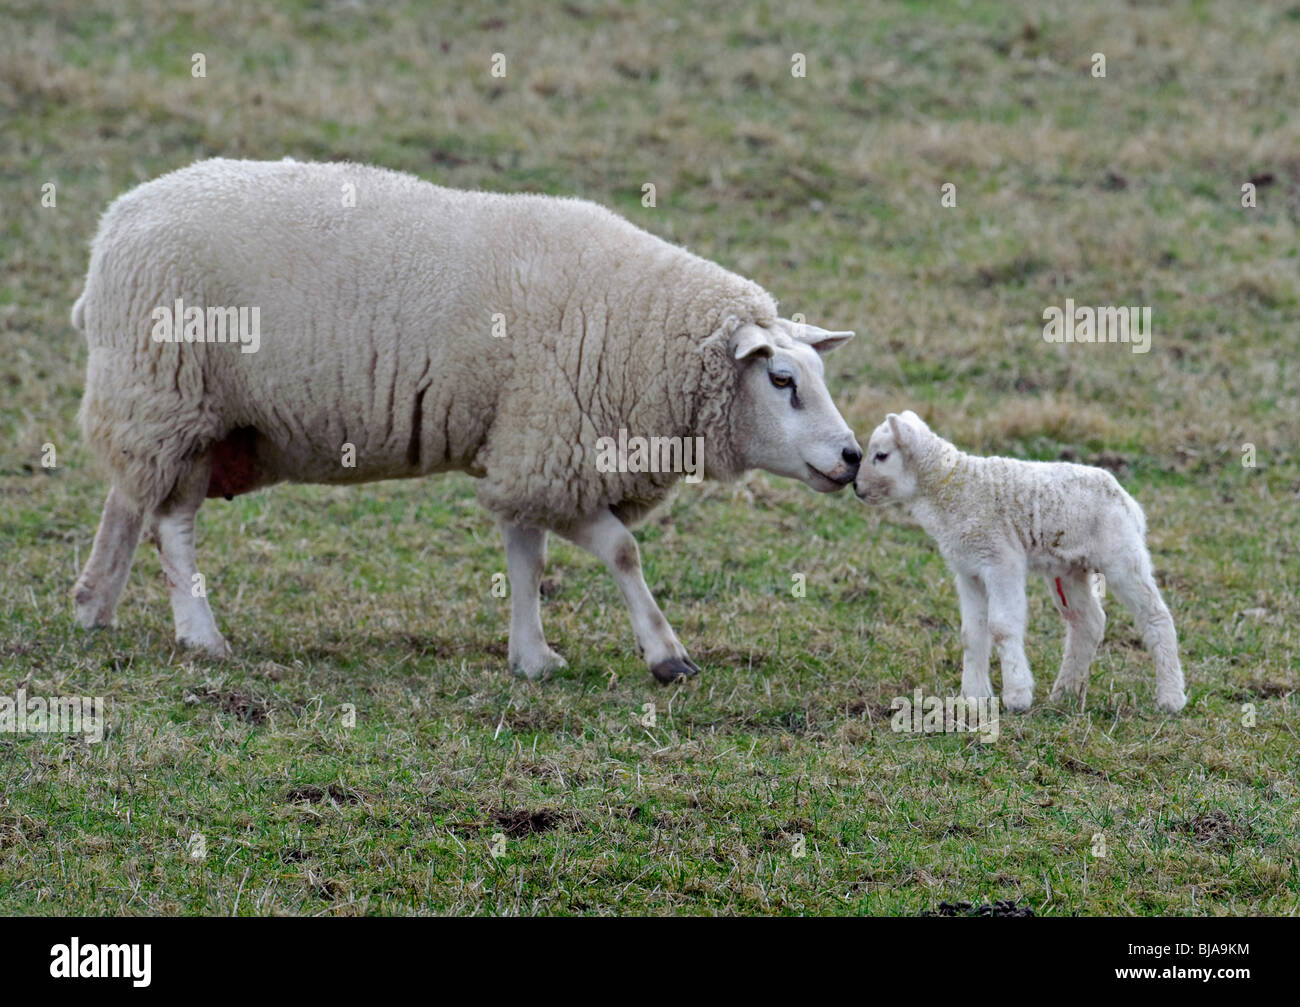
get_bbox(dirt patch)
[923,899,1033,917]
[846,698,898,720]
[623,805,673,829]
[1089,452,1130,475]
[285,783,377,806]
[1061,756,1107,778]
[493,807,567,836]
[1175,810,1251,847]
[763,818,814,842]
[183,683,288,725]
[1230,681,1294,701]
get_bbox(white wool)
[73,158,777,521]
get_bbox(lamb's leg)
[500,521,567,680]
[1047,569,1106,706]
[984,565,1033,711]
[955,573,992,698]
[1102,555,1185,713]
[73,485,145,628]
[558,508,699,683]
[149,461,230,658]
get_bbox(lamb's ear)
[887,412,916,455]
[731,322,773,361]
[783,319,855,355]
[898,409,930,432]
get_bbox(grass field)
[1,0,1297,915]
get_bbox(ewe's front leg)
[955,573,993,698]
[559,508,699,683]
[984,566,1033,711]
[500,521,567,680]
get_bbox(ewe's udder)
[206,427,261,499]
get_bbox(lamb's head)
[727,319,862,492]
[854,410,937,505]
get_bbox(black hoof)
[650,657,701,683]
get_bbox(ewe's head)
[854,410,937,505]
[727,319,862,492]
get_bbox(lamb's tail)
[71,291,86,331]
[1108,471,1147,538]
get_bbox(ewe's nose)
[841,445,862,478]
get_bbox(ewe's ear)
[783,318,855,355]
[731,323,773,361]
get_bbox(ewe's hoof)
[650,657,701,684]
[1001,689,1033,712]
[511,649,568,681]
[179,634,233,659]
[1156,691,1187,714]
[73,593,115,630]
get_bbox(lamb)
[854,411,1186,713]
[71,157,863,683]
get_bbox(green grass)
[1,0,1297,915]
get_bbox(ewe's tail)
[71,291,86,331]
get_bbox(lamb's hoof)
[511,648,568,681]
[1048,682,1085,704]
[650,657,701,684]
[179,634,233,659]
[1001,688,1033,712]
[1156,690,1187,714]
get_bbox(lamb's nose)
[842,446,863,467]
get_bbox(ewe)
[855,411,1186,713]
[71,158,863,683]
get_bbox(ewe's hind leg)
[73,485,145,628]
[559,508,699,684]
[955,573,993,698]
[984,565,1034,711]
[1047,570,1106,706]
[149,461,230,658]
[1103,555,1185,713]
[500,521,567,680]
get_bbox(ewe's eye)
[769,372,794,390]
[874,451,889,463]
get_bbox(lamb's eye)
[874,451,889,463]
[769,373,793,389]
